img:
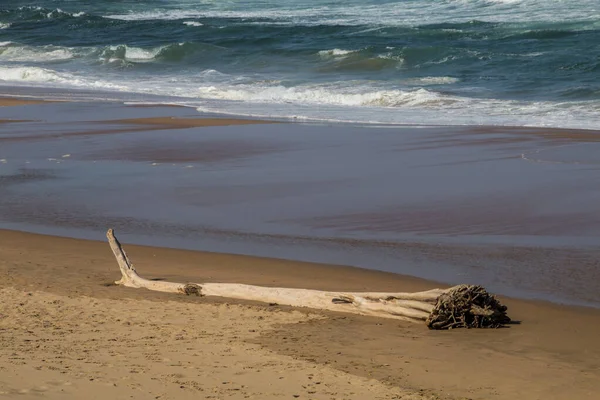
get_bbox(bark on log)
[107,229,510,328]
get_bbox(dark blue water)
[1,0,600,127]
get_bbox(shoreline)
[5,222,600,309]
[4,92,600,133]
[2,94,600,308]
[1,228,599,400]
[2,227,598,312]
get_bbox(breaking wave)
[1,62,599,129]
[0,66,125,90]
[195,84,461,108]
[0,65,73,83]
[102,1,599,26]
[318,49,358,58]
[0,44,75,62]
[96,42,213,64]
[0,42,214,65]
[2,6,86,20]
[183,21,203,27]
[404,76,460,85]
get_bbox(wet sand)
[0,120,28,124]
[115,116,278,128]
[0,97,42,123]
[0,97,48,107]
[1,229,600,400]
[2,99,600,305]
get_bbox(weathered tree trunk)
[107,229,511,328]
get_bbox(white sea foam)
[106,10,198,21]
[482,0,523,3]
[47,8,86,18]
[46,8,66,18]
[0,45,75,62]
[1,64,599,130]
[377,52,405,63]
[318,49,356,58]
[183,21,203,27]
[523,52,545,57]
[0,23,10,30]
[100,44,168,63]
[191,95,600,130]
[12,6,86,19]
[119,46,158,61]
[17,5,42,10]
[103,0,600,26]
[194,84,462,108]
[406,77,460,85]
[0,41,12,47]
[0,66,126,91]
[0,66,67,83]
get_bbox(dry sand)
[1,229,599,400]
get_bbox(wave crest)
[101,1,600,26]
[0,44,75,62]
[405,76,460,85]
[1,6,86,21]
[0,66,125,91]
[0,66,67,82]
[99,45,159,64]
[97,43,211,64]
[318,48,357,58]
[183,21,203,27]
[196,84,461,108]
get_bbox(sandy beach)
[1,96,600,399]
[1,229,600,400]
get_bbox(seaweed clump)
[427,284,511,330]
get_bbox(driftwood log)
[107,229,510,329]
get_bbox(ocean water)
[1,0,600,128]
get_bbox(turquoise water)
[1,0,600,127]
